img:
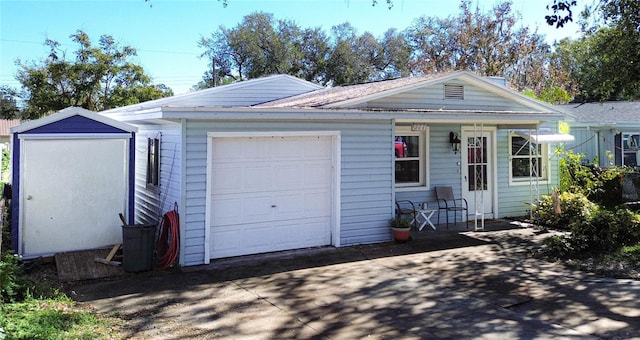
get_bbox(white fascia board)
[152,106,564,123]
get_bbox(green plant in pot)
[390,217,412,243]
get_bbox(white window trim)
[509,134,550,185]
[621,132,640,167]
[395,125,429,190]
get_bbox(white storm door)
[20,138,128,257]
[209,135,334,259]
[461,127,495,219]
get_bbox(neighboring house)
[100,71,572,267]
[0,119,21,182]
[558,101,640,167]
[0,119,21,144]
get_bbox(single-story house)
[10,107,137,258]
[558,101,640,167]
[100,71,573,267]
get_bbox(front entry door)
[461,126,495,219]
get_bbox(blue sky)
[1,0,580,95]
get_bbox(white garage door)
[209,135,334,259]
[20,138,128,257]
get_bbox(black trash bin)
[121,223,156,272]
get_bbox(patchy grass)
[0,296,124,340]
[0,257,125,340]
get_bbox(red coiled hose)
[156,209,179,270]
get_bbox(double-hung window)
[395,125,427,188]
[509,135,548,182]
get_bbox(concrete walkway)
[69,220,640,339]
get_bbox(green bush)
[570,206,640,253]
[558,150,627,206]
[542,234,575,259]
[0,252,25,303]
[534,191,595,229]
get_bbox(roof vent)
[444,84,464,100]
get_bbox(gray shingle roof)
[255,73,449,108]
[558,101,640,123]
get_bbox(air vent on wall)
[444,84,464,100]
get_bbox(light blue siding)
[496,124,562,218]
[182,119,395,266]
[569,128,618,166]
[397,124,563,221]
[368,80,532,112]
[396,125,467,224]
[569,128,599,164]
[133,124,182,226]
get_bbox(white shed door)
[209,135,333,259]
[21,139,128,257]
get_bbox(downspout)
[595,129,601,166]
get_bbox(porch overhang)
[514,130,575,144]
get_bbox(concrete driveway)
[69,221,640,339]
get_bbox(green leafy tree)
[548,0,640,101]
[198,12,330,85]
[405,0,569,96]
[15,30,173,119]
[325,23,376,85]
[0,86,21,119]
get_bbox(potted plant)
[390,217,412,243]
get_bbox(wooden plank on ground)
[55,248,124,282]
[105,243,121,261]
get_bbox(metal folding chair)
[435,186,468,229]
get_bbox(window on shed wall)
[509,135,548,182]
[146,137,160,188]
[395,125,428,188]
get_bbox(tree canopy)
[0,86,21,119]
[550,0,640,101]
[13,30,173,119]
[197,0,571,102]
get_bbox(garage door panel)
[304,162,332,186]
[245,166,274,190]
[303,138,332,157]
[212,195,273,225]
[212,139,243,161]
[272,193,304,219]
[210,135,334,259]
[212,167,243,192]
[243,138,271,159]
[274,163,304,187]
[211,218,331,258]
[304,191,331,216]
[210,226,251,255]
[270,138,296,158]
